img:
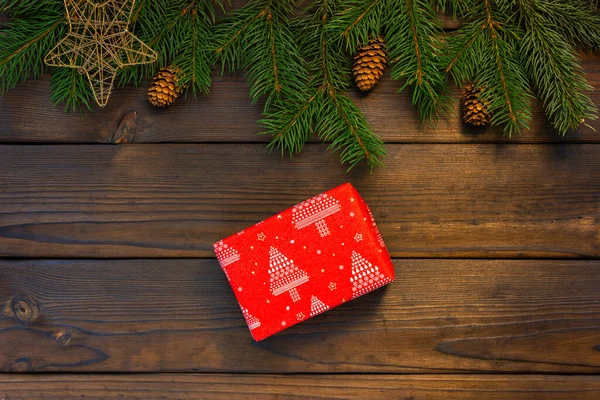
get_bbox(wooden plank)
[0,144,598,258]
[0,57,598,143]
[1,374,600,399]
[1,259,599,373]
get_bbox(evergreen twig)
[215,0,308,110]
[517,0,597,134]
[120,0,223,94]
[261,0,385,170]
[444,0,533,136]
[0,9,65,94]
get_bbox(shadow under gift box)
[213,182,394,341]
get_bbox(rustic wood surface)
[1,144,599,259]
[1,59,598,144]
[1,259,599,373]
[0,11,599,396]
[1,374,600,400]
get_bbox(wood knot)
[9,357,33,373]
[4,295,39,323]
[111,110,137,144]
[55,330,73,347]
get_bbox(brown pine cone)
[462,84,491,127]
[352,37,387,92]
[148,66,185,107]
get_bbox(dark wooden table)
[1,45,599,398]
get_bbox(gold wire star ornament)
[45,0,157,107]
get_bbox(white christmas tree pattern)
[292,192,341,237]
[241,307,261,330]
[268,246,309,302]
[366,205,386,248]
[350,251,392,299]
[310,295,330,317]
[213,240,240,267]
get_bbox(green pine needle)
[386,0,451,120]
[261,0,386,170]
[215,0,309,110]
[0,11,65,94]
[119,0,222,94]
[518,0,597,134]
[445,0,533,136]
[50,67,93,112]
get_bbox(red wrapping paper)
[213,182,394,341]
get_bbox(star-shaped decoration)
[296,312,305,321]
[321,268,325,273]
[316,249,322,255]
[339,265,344,270]
[266,299,270,303]
[250,245,254,250]
[354,233,363,242]
[350,197,355,202]
[44,0,157,107]
[328,282,337,291]
[237,287,243,292]
[281,321,287,326]
[257,232,266,241]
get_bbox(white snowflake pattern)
[350,212,355,217]
[238,287,243,292]
[316,249,322,255]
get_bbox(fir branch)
[330,0,449,120]
[0,12,66,94]
[263,0,385,169]
[325,92,385,169]
[444,0,532,136]
[50,66,93,112]
[518,0,597,134]
[0,0,63,16]
[525,0,600,51]
[386,0,450,120]
[120,0,222,93]
[329,0,385,51]
[215,0,308,109]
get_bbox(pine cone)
[462,84,491,127]
[353,37,387,92]
[148,66,185,107]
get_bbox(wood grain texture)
[1,374,600,399]
[1,259,599,373]
[1,144,598,258]
[0,58,598,144]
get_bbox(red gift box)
[213,182,394,341]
